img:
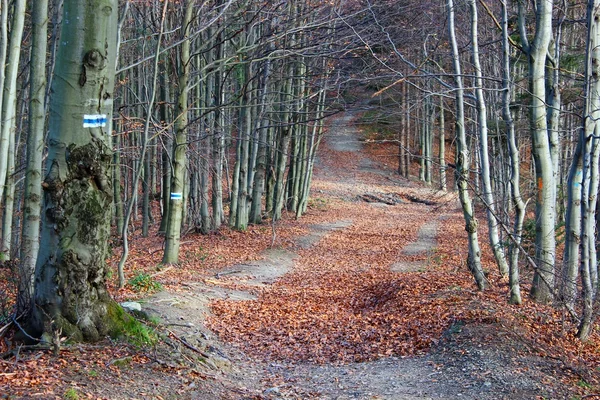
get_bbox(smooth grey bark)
[400,81,410,178]
[0,0,24,206]
[250,49,273,224]
[287,57,307,213]
[297,82,327,218]
[468,0,509,277]
[447,0,485,290]
[118,0,167,285]
[519,0,556,303]
[273,76,293,221]
[163,0,195,264]
[548,5,565,222]
[576,0,600,340]
[211,28,226,230]
[439,96,446,192]
[563,123,584,313]
[18,0,49,313]
[501,0,523,305]
[199,50,211,234]
[158,66,172,233]
[229,113,241,227]
[0,0,7,155]
[419,96,433,185]
[1,118,15,258]
[235,61,253,230]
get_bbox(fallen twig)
[165,322,195,328]
[0,321,13,338]
[151,266,173,278]
[167,329,211,359]
[215,269,242,279]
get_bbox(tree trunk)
[163,0,195,264]
[249,58,272,224]
[501,0,524,305]
[235,61,252,230]
[0,0,25,205]
[158,65,172,233]
[29,0,126,342]
[576,0,600,340]
[520,0,556,303]
[211,30,226,230]
[469,0,509,277]
[18,0,49,314]
[447,0,485,290]
[439,96,447,192]
[113,121,124,235]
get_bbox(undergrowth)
[127,272,163,293]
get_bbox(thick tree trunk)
[29,0,125,342]
[0,0,7,152]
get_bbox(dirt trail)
[98,107,570,399]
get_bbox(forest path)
[138,106,566,400]
[40,106,572,400]
[140,106,463,399]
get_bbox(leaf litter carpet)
[2,109,599,399]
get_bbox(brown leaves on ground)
[2,112,600,397]
[209,201,495,364]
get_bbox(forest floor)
[2,106,600,399]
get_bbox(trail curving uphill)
[193,107,569,399]
[11,106,576,399]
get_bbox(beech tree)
[18,0,49,314]
[447,0,485,290]
[0,0,26,258]
[519,0,557,304]
[566,0,600,340]
[28,0,129,341]
[162,0,195,264]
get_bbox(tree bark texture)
[29,0,123,341]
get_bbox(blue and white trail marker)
[83,114,107,128]
[170,192,183,200]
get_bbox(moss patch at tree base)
[106,301,157,346]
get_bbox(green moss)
[111,356,132,368]
[64,388,80,400]
[87,369,99,377]
[106,302,157,347]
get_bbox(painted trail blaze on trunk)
[537,177,543,201]
[26,0,136,343]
